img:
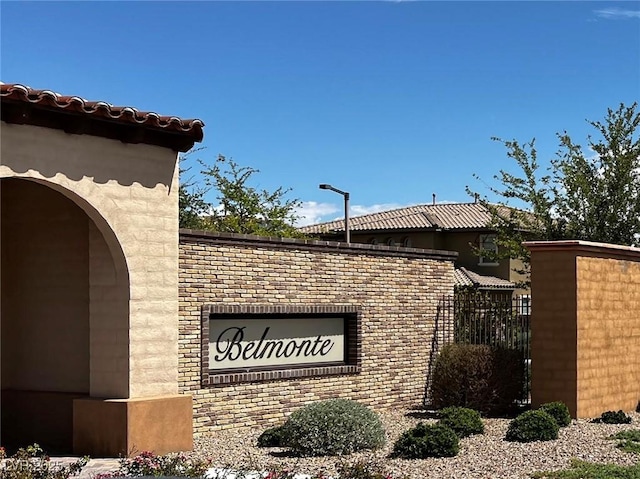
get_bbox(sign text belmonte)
[209,316,345,370]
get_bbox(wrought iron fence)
[426,293,531,404]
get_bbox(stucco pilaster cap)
[524,240,640,259]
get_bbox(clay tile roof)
[453,268,475,287]
[426,203,493,229]
[1,83,204,152]
[300,202,493,234]
[454,267,515,290]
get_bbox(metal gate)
[426,293,531,404]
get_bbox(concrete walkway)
[55,457,120,479]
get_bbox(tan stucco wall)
[350,230,525,289]
[88,221,131,397]
[575,254,640,417]
[444,231,505,275]
[1,122,180,398]
[527,241,640,418]
[528,249,578,414]
[350,231,438,250]
[178,232,455,433]
[1,179,90,392]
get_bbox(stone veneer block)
[73,395,193,457]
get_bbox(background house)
[300,201,529,295]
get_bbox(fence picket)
[426,293,531,406]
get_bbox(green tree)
[179,154,305,238]
[470,102,640,284]
[179,161,211,230]
[553,103,640,245]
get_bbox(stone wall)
[527,240,640,418]
[178,231,456,433]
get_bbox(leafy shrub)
[592,410,632,424]
[280,399,385,456]
[335,460,398,479]
[538,401,571,427]
[392,423,459,459]
[0,444,88,479]
[257,425,285,447]
[430,344,525,415]
[438,406,484,438]
[608,429,640,454]
[505,410,559,442]
[108,450,212,477]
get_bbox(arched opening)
[0,177,130,453]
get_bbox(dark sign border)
[201,305,361,387]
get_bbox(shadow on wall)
[0,122,178,189]
[1,177,131,453]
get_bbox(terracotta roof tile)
[1,83,204,151]
[453,268,475,287]
[427,203,493,229]
[300,202,493,233]
[454,267,515,289]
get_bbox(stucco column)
[526,240,640,418]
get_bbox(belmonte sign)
[209,317,345,370]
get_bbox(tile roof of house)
[454,267,516,290]
[300,202,494,234]
[0,83,204,152]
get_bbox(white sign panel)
[209,317,345,370]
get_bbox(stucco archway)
[1,177,130,453]
[1,83,202,456]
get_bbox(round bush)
[593,410,632,424]
[505,410,559,443]
[280,399,385,456]
[335,460,390,479]
[538,401,571,427]
[257,425,284,447]
[438,407,484,438]
[392,423,459,459]
[430,344,525,416]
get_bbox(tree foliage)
[179,154,305,238]
[470,103,640,283]
[553,103,640,245]
[179,159,210,230]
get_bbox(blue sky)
[2,1,639,225]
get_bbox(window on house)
[478,234,498,265]
[402,237,412,247]
[386,238,397,246]
[518,295,532,316]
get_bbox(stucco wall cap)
[524,240,640,258]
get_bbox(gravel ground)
[193,410,640,479]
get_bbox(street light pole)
[319,183,350,244]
